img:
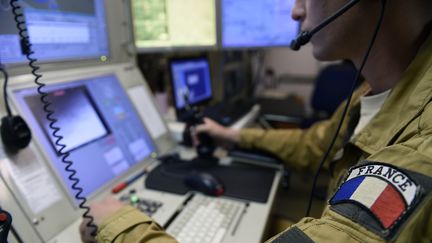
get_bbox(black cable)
[11,224,24,243]
[8,0,97,236]
[291,0,361,50]
[305,0,387,217]
[0,67,12,117]
[309,0,361,37]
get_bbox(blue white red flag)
[330,164,418,229]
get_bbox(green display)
[132,0,216,49]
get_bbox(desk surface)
[48,157,282,243]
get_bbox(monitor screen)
[170,58,213,110]
[13,74,156,198]
[0,0,109,64]
[221,0,299,48]
[131,0,217,50]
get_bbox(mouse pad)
[145,161,276,203]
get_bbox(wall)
[261,44,320,113]
[263,44,320,78]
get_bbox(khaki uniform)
[95,33,432,243]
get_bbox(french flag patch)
[330,163,419,229]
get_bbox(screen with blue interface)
[131,0,216,49]
[170,58,213,110]
[222,0,298,48]
[0,0,109,64]
[13,74,155,198]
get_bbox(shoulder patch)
[330,163,418,229]
[329,162,431,240]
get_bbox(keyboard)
[166,194,247,243]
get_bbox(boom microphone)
[290,0,361,51]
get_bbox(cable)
[0,67,12,117]
[8,0,97,236]
[11,224,24,243]
[305,0,387,217]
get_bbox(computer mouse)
[183,172,224,196]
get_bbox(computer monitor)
[12,74,156,199]
[131,0,217,51]
[0,0,109,65]
[221,0,299,49]
[169,57,213,119]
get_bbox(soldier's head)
[291,0,432,62]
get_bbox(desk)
[47,104,276,243]
[48,156,282,243]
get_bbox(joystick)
[181,93,216,159]
[0,209,12,243]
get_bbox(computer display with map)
[221,0,298,48]
[0,0,109,64]
[131,0,217,50]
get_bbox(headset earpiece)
[1,115,32,152]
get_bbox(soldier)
[80,0,432,242]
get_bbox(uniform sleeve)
[96,206,178,243]
[239,85,366,171]
[266,134,432,243]
[266,186,431,243]
[239,83,369,171]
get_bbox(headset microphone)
[291,0,361,51]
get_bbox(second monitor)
[169,57,253,126]
[170,57,213,114]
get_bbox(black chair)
[259,61,359,129]
[304,61,359,127]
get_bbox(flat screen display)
[221,0,299,48]
[0,0,109,64]
[13,74,156,198]
[170,58,213,110]
[132,0,217,50]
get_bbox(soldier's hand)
[195,118,240,148]
[79,197,126,243]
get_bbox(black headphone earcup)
[1,116,32,152]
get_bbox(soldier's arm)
[266,140,432,243]
[239,84,368,172]
[94,206,178,243]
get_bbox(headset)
[0,65,32,153]
[289,0,388,216]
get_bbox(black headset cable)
[305,0,387,217]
